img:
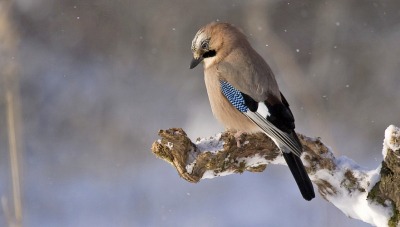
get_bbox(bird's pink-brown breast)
[204,65,260,133]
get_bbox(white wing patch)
[256,102,270,118]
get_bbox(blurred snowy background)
[1,0,400,226]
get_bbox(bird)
[189,22,315,201]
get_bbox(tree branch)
[151,126,400,227]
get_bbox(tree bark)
[152,126,400,227]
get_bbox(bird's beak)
[189,56,204,69]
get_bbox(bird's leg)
[228,130,245,148]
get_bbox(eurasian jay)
[189,22,315,201]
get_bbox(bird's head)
[190,22,245,69]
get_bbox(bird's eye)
[201,42,209,50]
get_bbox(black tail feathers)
[282,152,315,201]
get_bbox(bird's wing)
[219,79,302,157]
[216,50,280,102]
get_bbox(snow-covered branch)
[151,126,400,227]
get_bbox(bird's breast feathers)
[204,68,260,133]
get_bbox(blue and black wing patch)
[219,80,258,112]
[219,80,248,112]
